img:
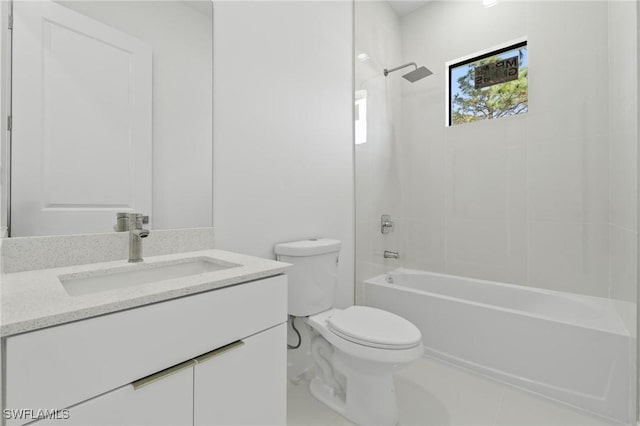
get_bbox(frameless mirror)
[3,0,212,237]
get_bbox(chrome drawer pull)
[195,340,245,364]
[132,340,245,390]
[132,359,197,390]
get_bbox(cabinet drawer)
[5,275,286,423]
[33,361,194,426]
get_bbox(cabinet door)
[194,324,287,426]
[34,363,193,426]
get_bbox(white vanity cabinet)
[3,274,287,426]
[35,362,195,426]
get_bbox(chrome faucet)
[114,212,130,232]
[128,213,150,263]
[383,250,399,259]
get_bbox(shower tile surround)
[355,1,638,421]
[355,1,637,305]
[354,0,405,290]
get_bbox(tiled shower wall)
[609,0,638,304]
[356,1,638,304]
[354,1,404,296]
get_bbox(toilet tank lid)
[274,238,341,256]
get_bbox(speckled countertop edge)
[1,249,290,337]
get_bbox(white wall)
[390,1,636,299]
[55,1,213,230]
[212,1,354,308]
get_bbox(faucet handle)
[115,212,149,232]
[114,212,130,232]
[381,214,394,234]
[127,213,146,229]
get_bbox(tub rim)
[363,268,631,337]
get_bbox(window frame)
[446,39,528,127]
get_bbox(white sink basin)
[60,257,239,296]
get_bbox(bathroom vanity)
[0,232,289,426]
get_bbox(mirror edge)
[1,0,12,238]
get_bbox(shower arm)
[383,62,418,77]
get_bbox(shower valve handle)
[381,215,394,234]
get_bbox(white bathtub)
[363,268,632,424]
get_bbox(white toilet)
[275,238,423,426]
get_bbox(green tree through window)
[450,44,528,126]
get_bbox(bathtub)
[363,268,632,424]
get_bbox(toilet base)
[309,375,348,417]
[301,309,422,425]
[309,342,400,426]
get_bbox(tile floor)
[287,357,619,426]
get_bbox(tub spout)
[384,250,399,259]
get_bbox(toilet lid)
[327,306,421,350]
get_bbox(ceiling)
[387,0,431,17]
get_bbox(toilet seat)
[327,306,422,350]
[306,308,423,364]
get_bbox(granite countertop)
[1,249,289,337]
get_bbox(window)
[448,41,528,126]
[354,90,367,145]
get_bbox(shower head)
[402,66,433,82]
[384,62,433,82]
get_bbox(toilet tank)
[274,239,341,317]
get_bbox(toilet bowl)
[274,238,423,425]
[305,306,423,426]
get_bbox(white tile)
[395,358,505,426]
[610,225,638,303]
[526,49,609,143]
[610,130,638,232]
[526,1,608,59]
[528,221,609,297]
[287,379,349,426]
[608,0,638,136]
[507,144,528,284]
[446,218,510,283]
[403,219,446,273]
[527,135,609,224]
[354,1,401,80]
[506,221,528,285]
[288,358,614,426]
[447,130,508,222]
[507,143,527,223]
